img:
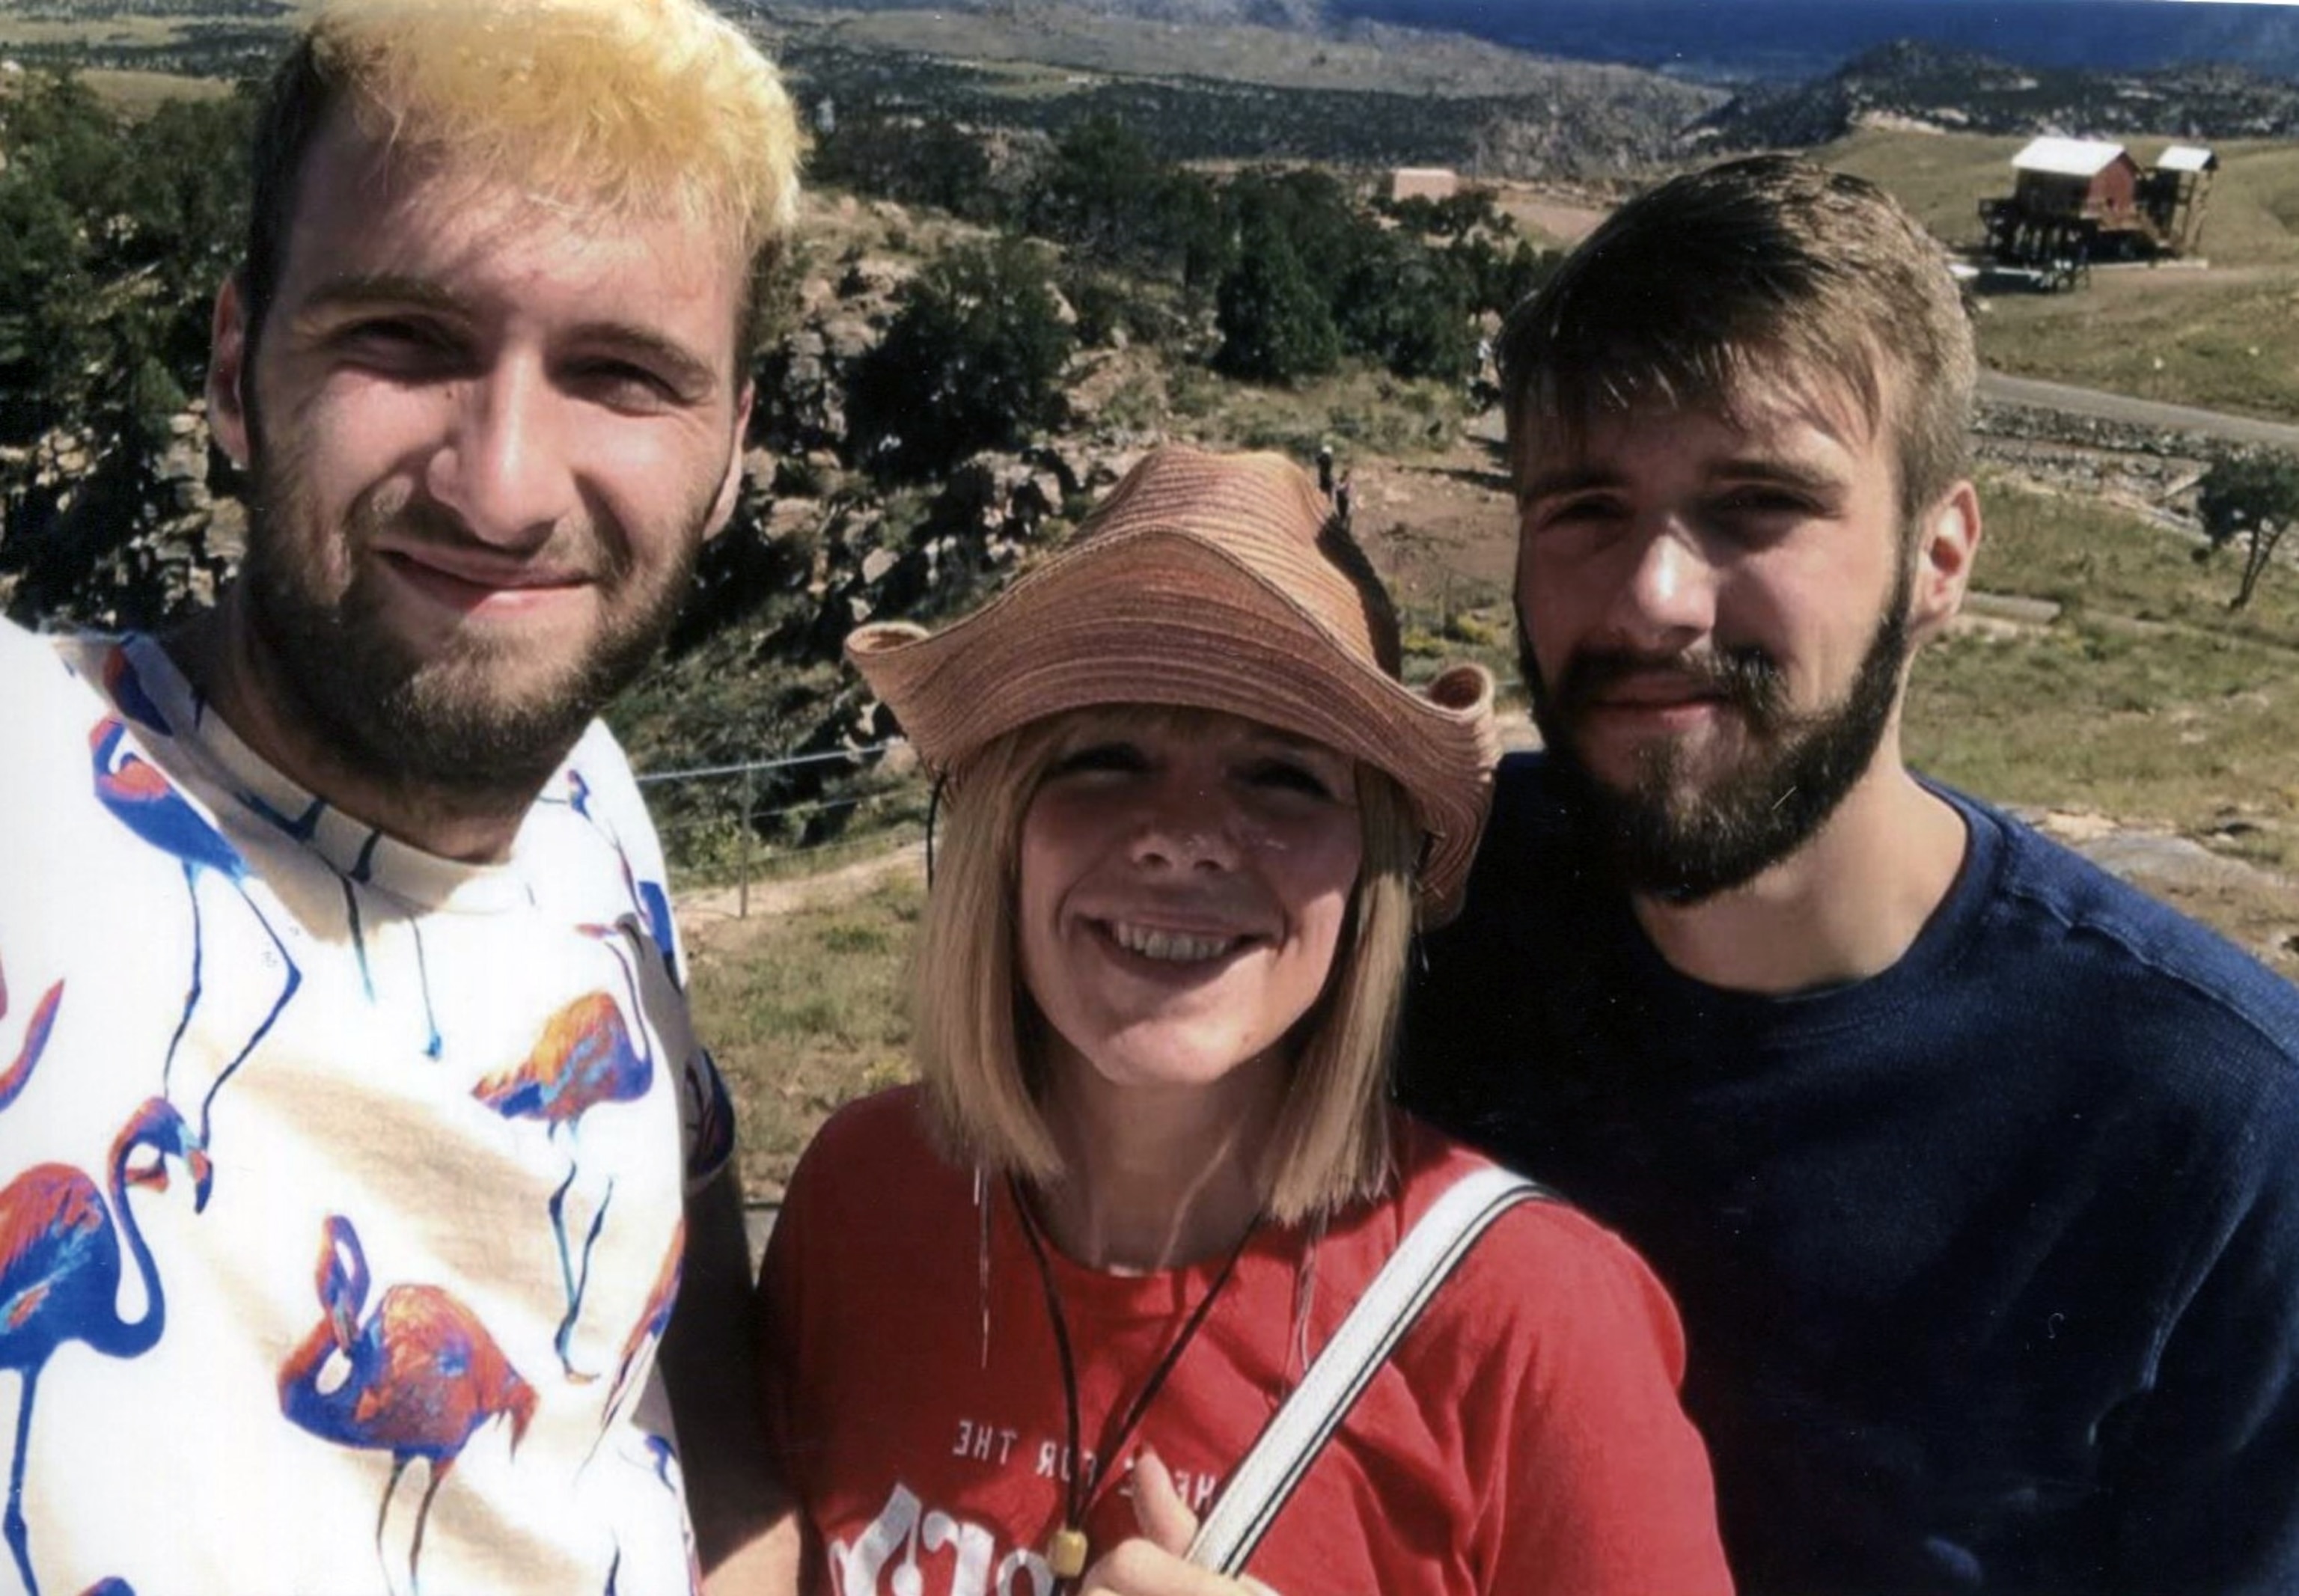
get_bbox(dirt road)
[1979,372,2299,450]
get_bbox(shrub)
[811,114,1002,224]
[844,237,1075,480]
[1214,222,1340,385]
[1334,233,1476,383]
[2196,450,2299,611]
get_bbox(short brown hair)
[912,706,1420,1227]
[239,0,803,363]
[1499,155,1976,525]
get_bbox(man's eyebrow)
[570,322,721,399]
[296,274,467,319]
[1704,457,1844,494]
[291,277,721,397]
[1518,463,1624,506]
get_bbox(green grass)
[686,877,923,1196]
[1907,474,2299,864]
[1820,129,2035,253]
[1973,269,2299,420]
[1820,130,2299,419]
[1171,362,1473,462]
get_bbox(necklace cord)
[1007,1175,1259,1587]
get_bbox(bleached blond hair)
[242,0,803,356]
[913,706,1420,1229]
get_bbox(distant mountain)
[760,1,2299,85]
[1698,37,2299,145]
[1327,0,2299,85]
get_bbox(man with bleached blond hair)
[0,1,800,1589]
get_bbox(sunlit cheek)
[572,421,683,492]
[311,373,459,463]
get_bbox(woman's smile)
[1017,707,1362,1097]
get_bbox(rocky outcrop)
[0,408,241,629]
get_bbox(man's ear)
[207,275,253,470]
[704,379,755,542]
[1908,480,1982,643]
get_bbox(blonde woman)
[757,447,1729,1596]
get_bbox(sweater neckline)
[1600,781,2007,1046]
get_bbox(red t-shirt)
[760,1087,1729,1595]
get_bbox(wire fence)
[628,580,1526,914]
[636,740,931,912]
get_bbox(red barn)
[1982,138,2158,266]
[2010,138,2140,221]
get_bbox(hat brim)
[847,527,1497,923]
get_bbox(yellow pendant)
[1047,1526,1090,1579]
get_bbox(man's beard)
[236,433,698,807]
[1521,561,1913,905]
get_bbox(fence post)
[739,764,757,920]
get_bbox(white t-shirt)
[0,620,730,1596]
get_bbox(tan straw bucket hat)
[845,445,1500,923]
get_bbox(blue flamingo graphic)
[97,644,170,738]
[471,926,655,1377]
[598,1434,694,1596]
[278,1216,535,1596]
[550,771,682,991]
[87,716,303,1149]
[0,1097,212,1595]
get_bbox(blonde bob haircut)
[913,705,1420,1228]
[242,0,804,358]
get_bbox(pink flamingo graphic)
[471,926,654,1377]
[0,954,63,1115]
[278,1215,535,1596]
[87,716,302,1150]
[0,1097,213,1596]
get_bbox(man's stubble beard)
[1521,556,1914,905]
[235,412,703,807]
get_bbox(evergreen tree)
[1221,167,1367,304]
[1453,235,1560,320]
[813,114,1001,223]
[1159,171,1232,293]
[1335,233,1475,382]
[0,71,248,447]
[1214,221,1340,385]
[845,237,1075,479]
[1025,114,1170,271]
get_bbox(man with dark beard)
[1399,156,2299,1595]
[0,2,802,1591]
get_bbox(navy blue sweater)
[1399,753,2299,1595]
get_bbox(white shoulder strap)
[1187,1164,1546,1577]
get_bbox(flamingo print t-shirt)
[0,620,732,1596]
